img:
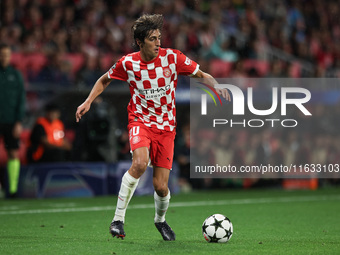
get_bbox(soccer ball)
[202,214,233,243]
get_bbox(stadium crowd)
[1,0,340,86]
[1,0,340,190]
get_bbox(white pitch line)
[0,195,339,216]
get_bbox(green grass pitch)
[0,188,340,255]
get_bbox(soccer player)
[0,43,26,198]
[75,14,230,241]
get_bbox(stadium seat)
[243,60,269,77]
[62,54,85,74]
[289,62,301,78]
[26,53,47,76]
[209,59,233,78]
[10,53,28,78]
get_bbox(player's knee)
[130,157,148,177]
[153,181,168,197]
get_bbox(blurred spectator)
[29,52,73,86]
[266,60,287,78]
[283,131,299,167]
[215,130,234,168]
[244,133,266,167]
[76,54,102,87]
[7,25,23,52]
[311,134,330,166]
[208,34,239,62]
[0,43,25,197]
[27,103,72,163]
[230,60,248,78]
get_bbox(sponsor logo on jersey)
[138,84,171,99]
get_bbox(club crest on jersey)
[131,136,141,144]
[163,67,172,78]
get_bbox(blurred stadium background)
[1,0,340,198]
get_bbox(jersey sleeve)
[176,50,200,76]
[107,57,128,81]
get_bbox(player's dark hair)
[0,43,10,50]
[132,14,163,48]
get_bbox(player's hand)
[75,101,91,122]
[216,88,231,102]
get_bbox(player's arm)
[193,70,231,101]
[75,73,112,122]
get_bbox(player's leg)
[153,166,175,241]
[110,146,149,239]
[114,146,149,221]
[150,129,176,241]
[5,125,21,198]
[7,149,20,197]
[153,166,170,221]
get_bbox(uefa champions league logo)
[199,84,312,128]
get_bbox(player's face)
[0,47,11,68]
[140,29,161,61]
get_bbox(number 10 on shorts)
[131,126,140,136]
[129,126,141,145]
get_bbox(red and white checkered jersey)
[107,48,199,131]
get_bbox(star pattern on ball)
[202,214,233,243]
[211,217,224,232]
[209,233,219,243]
[202,222,209,234]
[223,226,233,239]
